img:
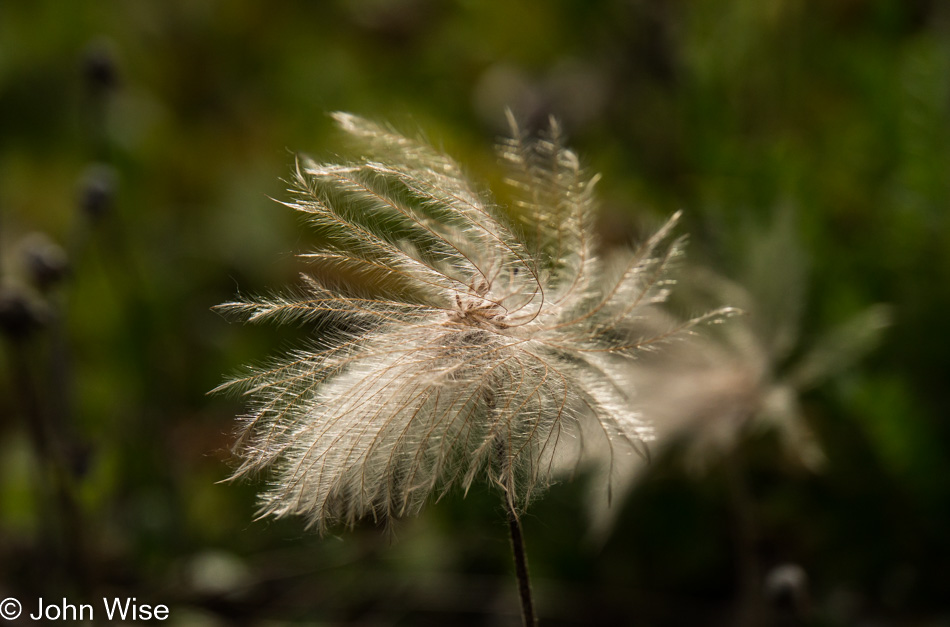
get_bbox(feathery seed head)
[216,112,727,532]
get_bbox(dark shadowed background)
[1,1,948,625]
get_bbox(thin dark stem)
[504,497,537,627]
[486,389,537,626]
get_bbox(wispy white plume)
[580,213,891,539]
[215,112,732,532]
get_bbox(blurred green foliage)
[1,0,948,625]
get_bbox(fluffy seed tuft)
[216,113,732,532]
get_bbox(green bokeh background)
[1,1,948,625]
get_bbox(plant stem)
[504,496,536,627]
[486,388,537,626]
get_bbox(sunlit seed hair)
[215,112,730,532]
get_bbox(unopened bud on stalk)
[81,38,120,94]
[78,163,117,222]
[765,563,810,619]
[0,285,46,341]
[20,233,69,291]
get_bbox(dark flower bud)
[765,563,810,618]
[81,39,120,94]
[64,440,95,480]
[20,233,70,291]
[78,163,117,222]
[0,286,46,341]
